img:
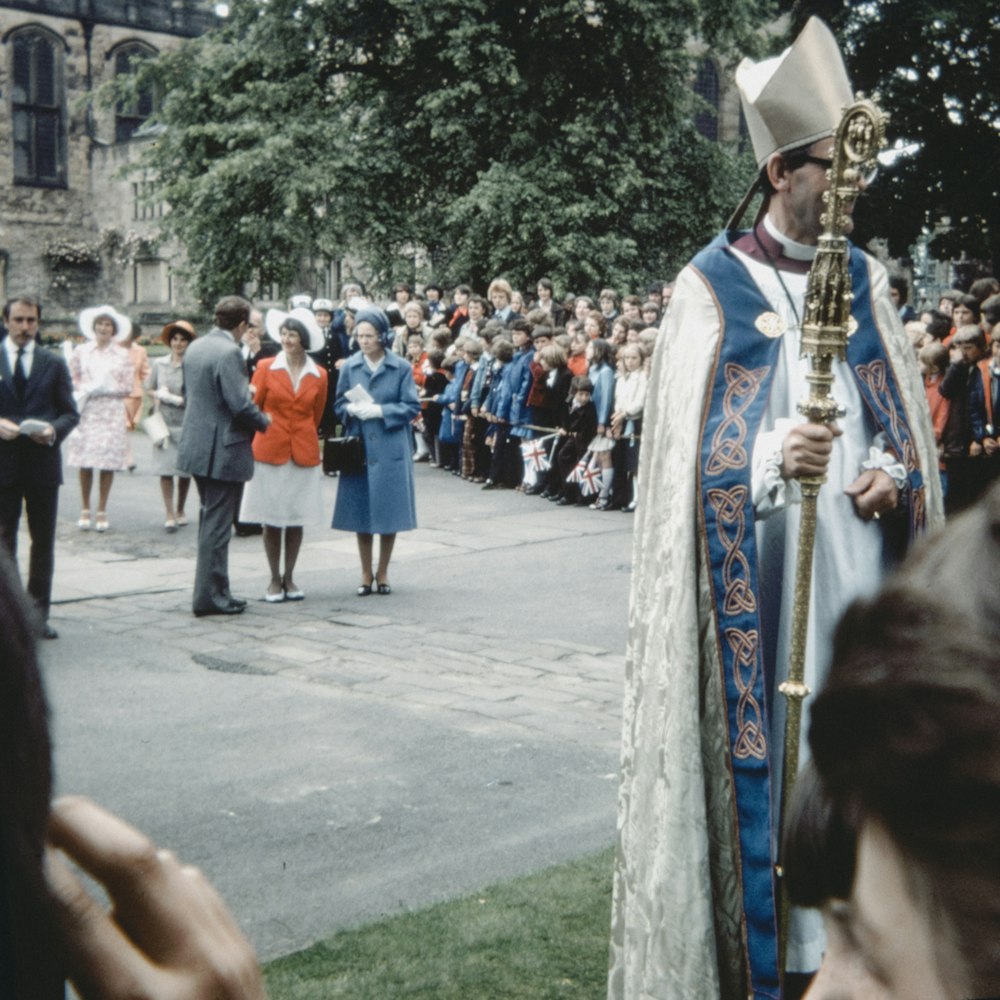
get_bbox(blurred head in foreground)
[785,482,1000,999]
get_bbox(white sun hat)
[78,305,131,342]
[265,307,325,352]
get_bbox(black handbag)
[323,435,366,475]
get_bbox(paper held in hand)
[19,419,52,436]
[344,384,374,405]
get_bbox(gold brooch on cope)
[847,316,859,338]
[755,312,786,339]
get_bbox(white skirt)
[587,434,614,453]
[239,461,324,527]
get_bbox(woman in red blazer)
[238,308,328,601]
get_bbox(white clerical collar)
[764,214,817,262]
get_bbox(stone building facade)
[0,1,218,334]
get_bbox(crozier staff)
[609,18,943,1000]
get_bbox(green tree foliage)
[123,0,773,302]
[784,0,1000,273]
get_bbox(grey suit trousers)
[192,476,243,614]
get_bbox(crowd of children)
[301,270,1000,518]
[304,279,663,513]
[906,276,1000,515]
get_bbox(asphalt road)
[37,442,633,960]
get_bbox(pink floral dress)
[66,341,134,470]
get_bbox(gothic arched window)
[112,42,158,143]
[10,27,66,186]
[693,58,720,142]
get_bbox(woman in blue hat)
[331,308,420,595]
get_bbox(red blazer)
[251,356,328,467]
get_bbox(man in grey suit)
[177,296,270,616]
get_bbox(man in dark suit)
[177,296,270,617]
[0,295,80,638]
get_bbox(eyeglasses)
[788,154,878,188]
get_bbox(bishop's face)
[775,137,866,245]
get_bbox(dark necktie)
[13,347,27,399]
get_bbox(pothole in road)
[192,653,274,676]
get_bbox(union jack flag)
[579,461,602,495]
[568,452,601,495]
[520,437,553,473]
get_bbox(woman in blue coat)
[332,309,420,595]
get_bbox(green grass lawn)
[264,847,615,999]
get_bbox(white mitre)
[736,17,854,167]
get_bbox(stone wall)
[0,2,216,336]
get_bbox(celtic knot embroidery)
[708,486,756,615]
[725,627,767,760]
[706,363,770,476]
[855,360,916,471]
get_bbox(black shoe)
[481,480,495,490]
[524,485,544,496]
[376,582,392,595]
[228,597,248,610]
[556,496,574,505]
[41,622,58,639]
[194,604,245,618]
[234,523,263,537]
[357,583,373,597]
[548,493,562,502]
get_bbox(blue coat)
[590,362,614,425]
[438,361,467,444]
[508,347,535,439]
[332,350,421,534]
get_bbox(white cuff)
[860,445,907,491]
[752,418,802,513]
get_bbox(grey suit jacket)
[177,328,268,482]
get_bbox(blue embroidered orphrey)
[693,231,926,998]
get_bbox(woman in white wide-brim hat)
[238,307,328,602]
[65,305,134,532]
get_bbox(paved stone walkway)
[33,458,633,956]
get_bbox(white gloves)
[155,387,184,406]
[347,401,383,421]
